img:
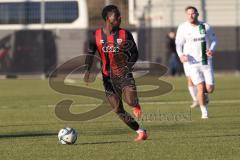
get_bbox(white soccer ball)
[58,127,77,144]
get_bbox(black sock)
[117,111,139,131]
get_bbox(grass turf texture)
[0,75,240,160]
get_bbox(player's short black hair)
[102,5,120,21]
[185,6,198,13]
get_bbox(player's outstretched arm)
[206,24,217,57]
[126,31,139,71]
[175,25,187,63]
[84,31,97,85]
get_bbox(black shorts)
[102,73,136,96]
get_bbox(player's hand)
[180,55,188,63]
[206,49,213,57]
[84,71,97,86]
[84,71,90,86]
[127,62,134,72]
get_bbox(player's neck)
[189,20,200,26]
[103,24,118,36]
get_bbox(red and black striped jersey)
[86,28,138,78]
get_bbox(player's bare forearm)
[180,54,188,63]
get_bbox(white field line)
[42,99,240,108]
[1,99,239,109]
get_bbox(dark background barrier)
[0,30,57,76]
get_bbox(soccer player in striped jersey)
[175,6,217,119]
[84,5,147,141]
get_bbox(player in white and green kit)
[176,6,217,119]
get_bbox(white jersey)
[175,21,217,65]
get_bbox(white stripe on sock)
[136,128,144,133]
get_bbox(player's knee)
[187,77,194,86]
[112,106,123,114]
[125,98,138,107]
[207,86,214,93]
[110,102,123,114]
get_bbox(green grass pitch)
[0,75,240,160]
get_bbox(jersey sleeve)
[206,24,217,52]
[126,30,139,66]
[175,24,186,57]
[85,31,97,71]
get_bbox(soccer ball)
[58,127,77,144]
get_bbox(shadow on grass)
[77,139,152,145]
[78,140,130,145]
[198,134,240,138]
[0,132,56,139]
[0,123,64,128]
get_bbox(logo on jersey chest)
[102,46,120,53]
[200,29,206,34]
[193,37,206,42]
[100,38,123,53]
[117,38,122,45]
[100,38,123,44]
